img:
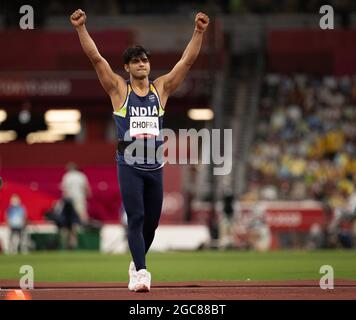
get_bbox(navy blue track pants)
[117,164,163,271]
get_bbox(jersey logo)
[149,94,156,102]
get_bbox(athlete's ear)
[124,64,130,73]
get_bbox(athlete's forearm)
[75,25,101,64]
[180,30,204,66]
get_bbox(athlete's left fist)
[195,12,209,32]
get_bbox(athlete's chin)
[133,74,148,80]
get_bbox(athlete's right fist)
[70,9,86,28]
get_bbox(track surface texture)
[1,280,356,300]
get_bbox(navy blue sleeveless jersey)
[113,80,165,170]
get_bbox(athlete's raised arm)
[154,12,209,107]
[70,9,126,99]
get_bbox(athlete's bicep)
[158,59,191,96]
[92,56,125,96]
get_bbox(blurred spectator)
[306,223,324,250]
[328,189,355,248]
[6,194,28,254]
[246,202,271,251]
[53,198,81,250]
[60,162,91,225]
[348,188,356,246]
[219,185,236,249]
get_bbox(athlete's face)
[125,54,151,80]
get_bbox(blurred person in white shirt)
[61,162,92,225]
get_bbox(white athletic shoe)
[134,269,151,292]
[128,261,138,291]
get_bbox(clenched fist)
[70,9,86,28]
[195,12,209,33]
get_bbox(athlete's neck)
[130,76,149,95]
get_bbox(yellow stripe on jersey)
[150,83,165,116]
[159,104,165,116]
[113,84,132,117]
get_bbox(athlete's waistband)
[117,161,165,171]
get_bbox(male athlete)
[70,9,209,292]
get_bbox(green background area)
[30,231,100,251]
[0,250,355,282]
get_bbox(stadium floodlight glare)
[48,122,81,134]
[26,131,65,144]
[45,109,81,123]
[187,108,214,121]
[0,109,7,123]
[18,109,31,124]
[0,130,17,143]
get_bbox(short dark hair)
[123,45,151,64]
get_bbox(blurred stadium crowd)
[247,75,356,202]
[243,74,356,249]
